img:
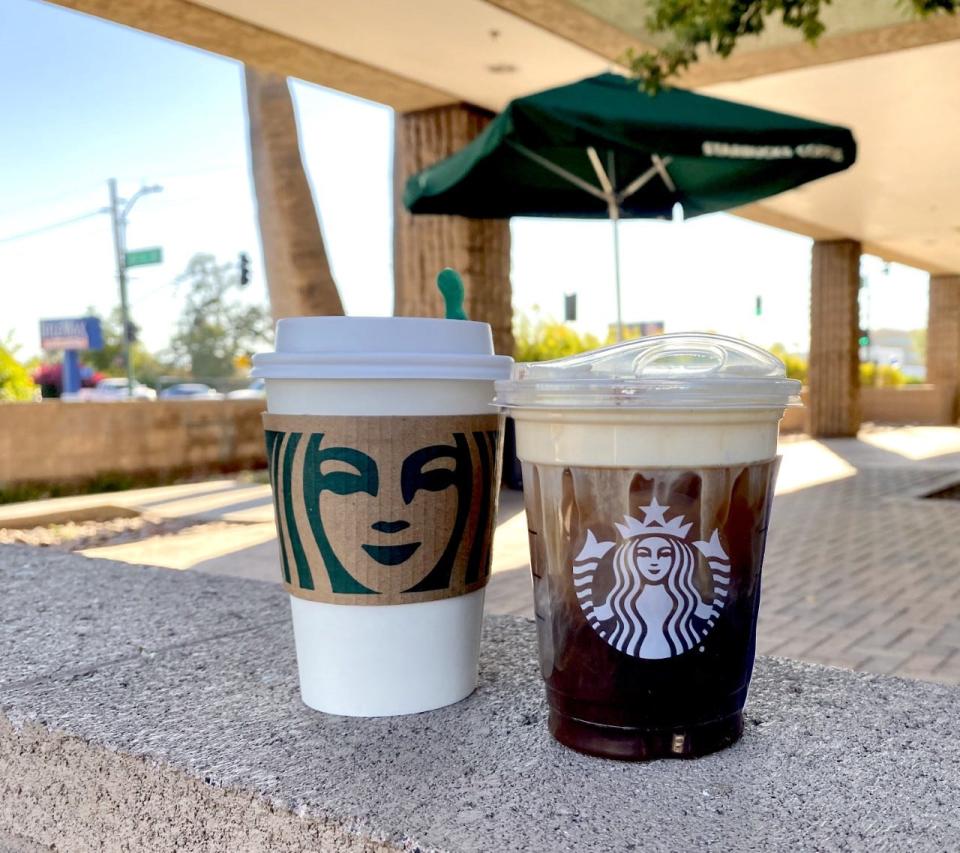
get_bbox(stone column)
[808,239,862,437]
[927,274,960,424]
[394,104,514,355]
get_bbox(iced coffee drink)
[496,334,799,759]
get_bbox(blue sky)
[0,0,929,358]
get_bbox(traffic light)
[125,321,139,343]
[564,293,577,322]
[239,252,251,286]
[859,330,870,347]
[755,295,762,316]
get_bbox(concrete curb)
[2,547,959,851]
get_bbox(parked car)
[226,378,265,400]
[64,377,157,402]
[158,383,223,400]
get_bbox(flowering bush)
[770,343,921,387]
[0,343,36,402]
[513,312,603,362]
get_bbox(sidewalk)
[4,426,960,684]
[488,427,960,684]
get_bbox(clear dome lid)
[494,332,801,410]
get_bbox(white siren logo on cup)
[573,498,731,660]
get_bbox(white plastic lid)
[251,316,513,380]
[494,332,801,410]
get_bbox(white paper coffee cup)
[253,317,512,716]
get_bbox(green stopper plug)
[437,268,468,320]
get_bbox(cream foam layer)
[511,408,782,468]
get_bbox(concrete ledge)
[861,384,944,425]
[0,831,47,853]
[2,547,959,851]
[780,386,948,434]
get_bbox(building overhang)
[45,0,960,274]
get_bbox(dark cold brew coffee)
[523,459,779,760]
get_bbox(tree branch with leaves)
[627,0,958,92]
[168,254,274,380]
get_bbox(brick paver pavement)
[7,426,958,685]
[485,428,960,685]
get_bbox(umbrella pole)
[586,147,626,343]
[612,210,623,342]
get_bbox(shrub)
[859,362,918,388]
[768,343,808,384]
[513,312,602,363]
[0,340,36,402]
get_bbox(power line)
[0,210,103,245]
[0,164,250,246]
[0,180,106,221]
[137,278,178,303]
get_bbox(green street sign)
[125,247,163,268]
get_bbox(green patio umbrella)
[404,73,856,339]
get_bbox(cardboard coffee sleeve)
[263,413,501,605]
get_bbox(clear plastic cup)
[495,333,800,759]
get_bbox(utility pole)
[105,179,162,397]
[107,179,133,397]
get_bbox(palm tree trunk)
[244,66,344,318]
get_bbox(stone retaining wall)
[0,400,266,489]
[860,384,943,425]
[0,387,949,488]
[780,385,945,433]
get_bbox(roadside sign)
[39,317,104,351]
[125,247,163,267]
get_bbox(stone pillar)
[808,239,862,437]
[394,104,514,355]
[927,274,960,424]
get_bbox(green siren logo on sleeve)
[263,413,501,605]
